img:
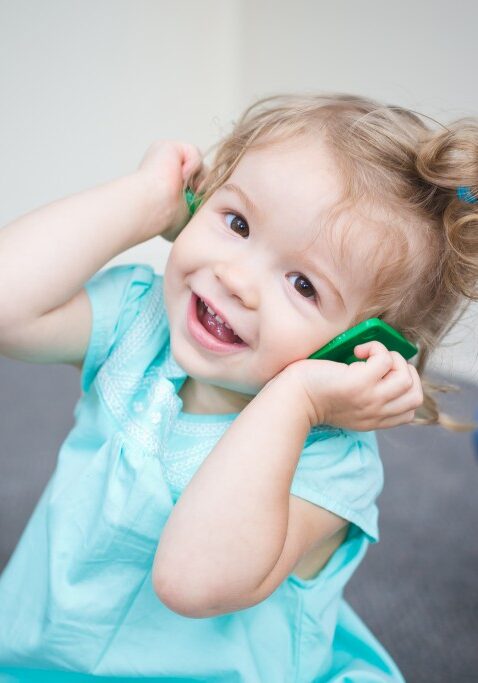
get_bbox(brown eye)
[225,212,249,237]
[287,273,317,300]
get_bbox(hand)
[136,140,208,243]
[285,341,424,431]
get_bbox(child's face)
[164,136,377,410]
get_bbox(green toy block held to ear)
[308,318,417,364]
[185,187,203,216]
[184,187,418,364]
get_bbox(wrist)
[286,361,332,428]
[134,168,189,244]
[128,170,168,243]
[266,365,321,431]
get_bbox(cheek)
[163,244,192,324]
[164,235,198,293]
[259,319,313,371]
[168,221,213,275]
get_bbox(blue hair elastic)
[456,186,477,204]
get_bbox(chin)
[171,342,258,394]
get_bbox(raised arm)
[153,343,423,618]
[0,141,203,365]
[153,368,317,617]
[0,142,199,330]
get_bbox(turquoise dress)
[0,263,406,683]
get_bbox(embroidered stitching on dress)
[161,442,217,488]
[172,420,232,437]
[96,278,178,457]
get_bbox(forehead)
[228,136,342,226]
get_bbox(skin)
[163,136,386,415]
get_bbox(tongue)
[198,306,243,344]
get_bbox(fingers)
[380,362,423,415]
[375,410,417,429]
[355,342,419,395]
[352,341,394,380]
[180,143,207,183]
[353,342,423,426]
[181,147,200,180]
[380,352,419,398]
[139,140,206,185]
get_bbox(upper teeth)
[203,301,233,329]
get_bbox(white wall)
[0,0,477,380]
[0,0,242,273]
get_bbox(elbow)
[152,568,259,618]
[152,569,220,619]
[153,585,206,619]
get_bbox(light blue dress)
[0,264,406,682]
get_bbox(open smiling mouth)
[196,297,245,344]
[187,293,248,353]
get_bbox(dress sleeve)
[81,263,157,393]
[290,427,383,543]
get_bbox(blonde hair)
[186,93,478,431]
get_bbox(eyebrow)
[220,182,346,311]
[221,183,259,217]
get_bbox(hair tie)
[456,186,477,204]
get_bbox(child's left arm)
[153,342,422,618]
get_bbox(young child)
[0,92,476,683]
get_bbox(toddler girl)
[0,92,476,682]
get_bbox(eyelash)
[223,211,320,303]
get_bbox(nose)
[213,262,259,309]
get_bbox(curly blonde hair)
[186,93,478,431]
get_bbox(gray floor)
[1,356,478,683]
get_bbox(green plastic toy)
[184,189,418,363]
[185,187,203,215]
[308,318,417,364]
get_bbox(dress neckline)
[177,410,239,423]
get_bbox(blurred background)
[0,1,477,682]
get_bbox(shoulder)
[81,263,165,393]
[291,427,383,543]
[85,262,160,300]
[300,426,382,482]
[85,262,165,337]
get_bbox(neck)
[178,377,254,415]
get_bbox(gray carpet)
[1,356,477,683]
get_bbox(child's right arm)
[0,141,204,368]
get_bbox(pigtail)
[416,119,478,297]
[412,120,478,430]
